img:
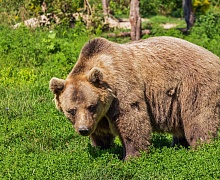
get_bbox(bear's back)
[70,36,220,85]
[117,36,220,83]
[124,36,219,68]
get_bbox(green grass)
[147,15,184,24]
[0,15,220,179]
[141,15,186,32]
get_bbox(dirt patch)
[161,23,178,29]
[107,18,177,30]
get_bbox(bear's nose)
[78,127,90,136]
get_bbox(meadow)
[0,12,220,179]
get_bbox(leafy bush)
[193,0,211,14]
[191,12,220,39]
[0,0,84,25]
[140,0,182,17]
[109,0,130,18]
[0,24,89,66]
[185,12,220,56]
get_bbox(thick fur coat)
[50,36,220,159]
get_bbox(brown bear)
[49,36,220,160]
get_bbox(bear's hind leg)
[182,93,220,148]
[184,122,218,149]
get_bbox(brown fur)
[50,36,220,160]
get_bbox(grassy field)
[0,14,220,179]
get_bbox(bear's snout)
[78,126,90,136]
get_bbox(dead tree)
[183,0,195,31]
[41,1,47,14]
[102,0,110,17]
[129,0,141,41]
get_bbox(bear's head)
[49,67,114,136]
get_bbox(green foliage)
[106,0,184,18]
[191,12,220,39]
[185,12,220,55]
[0,67,37,87]
[0,0,84,26]
[109,0,130,18]
[140,0,183,17]
[0,24,90,77]
[44,0,83,13]
[193,0,211,14]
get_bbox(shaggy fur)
[50,36,220,160]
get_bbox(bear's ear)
[49,77,65,94]
[87,67,103,84]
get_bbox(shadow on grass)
[87,133,177,159]
[87,133,192,159]
[151,133,172,149]
[87,143,123,160]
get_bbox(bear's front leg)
[90,117,115,149]
[120,137,142,160]
[116,105,152,160]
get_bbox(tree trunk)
[102,0,109,17]
[84,0,92,15]
[129,0,141,41]
[183,0,195,30]
[41,1,47,14]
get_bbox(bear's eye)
[88,104,97,113]
[67,109,77,116]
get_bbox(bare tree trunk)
[83,0,92,27]
[183,0,195,30]
[129,0,141,41]
[102,0,109,17]
[41,1,47,14]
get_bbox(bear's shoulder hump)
[81,38,111,58]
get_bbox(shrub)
[186,12,220,56]
[140,0,182,17]
[192,12,220,39]
[193,0,211,14]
